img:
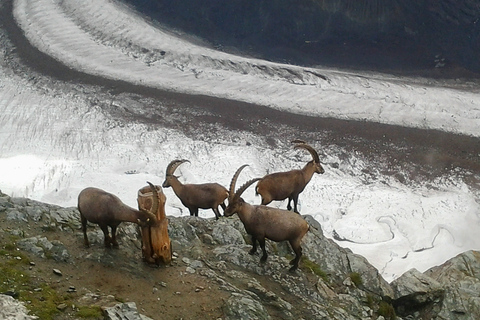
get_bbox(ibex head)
[225,164,260,217]
[292,140,324,174]
[162,159,190,188]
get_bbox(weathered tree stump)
[137,184,172,265]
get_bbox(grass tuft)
[300,256,328,281]
[76,305,103,318]
[349,272,363,288]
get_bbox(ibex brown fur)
[225,165,309,271]
[162,160,228,219]
[78,182,158,248]
[256,141,324,213]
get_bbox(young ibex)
[162,159,229,219]
[78,182,159,248]
[255,140,324,213]
[225,165,309,271]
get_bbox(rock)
[17,237,71,262]
[190,260,203,269]
[103,302,153,320]
[0,196,14,211]
[390,268,444,318]
[223,292,271,320]
[0,294,37,319]
[211,222,245,245]
[426,250,480,319]
[25,206,43,222]
[6,209,27,222]
[56,303,68,311]
[10,197,28,207]
[53,269,63,276]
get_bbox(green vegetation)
[0,242,69,320]
[378,301,396,320]
[0,264,30,290]
[23,284,69,320]
[349,272,363,288]
[76,305,103,318]
[300,256,328,281]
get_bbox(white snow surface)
[0,0,479,282]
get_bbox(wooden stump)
[137,184,172,265]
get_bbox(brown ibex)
[255,140,324,213]
[225,165,309,271]
[162,159,229,219]
[78,182,158,248]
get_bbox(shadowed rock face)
[123,0,480,76]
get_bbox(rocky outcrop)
[425,250,480,319]
[1,189,480,319]
[103,302,153,320]
[390,269,444,319]
[0,294,37,320]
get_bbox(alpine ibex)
[78,182,158,248]
[225,165,309,271]
[256,140,324,213]
[162,159,229,219]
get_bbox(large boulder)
[425,250,480,319]
[390,268,444,318]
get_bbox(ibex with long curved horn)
[225,165,309,271]
[78,182,159,248]
[255,140,324,213]
[162,159,228,219]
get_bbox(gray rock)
[223,292,271,320]
[6,209,27,221]
[391,268,444,318]
[212,222,245,245]
[426,250,480,319]
[0,196,13,211]
[17,237,71,262]
[103,302,153,320]
[0,294,37,320]
[190,259,204,269]
[10,197,28,207]
[25,206,44,222]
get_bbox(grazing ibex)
[225,165,309,271]
[162,159,229,219]
[256,140,324,213]
[78,182,158,248]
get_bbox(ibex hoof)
[289,265,298,272]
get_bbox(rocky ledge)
[0,190,479,320]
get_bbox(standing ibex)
[78,182,159,248]
[255,140,324,213]
[225,165,309,271]
[162,159,229,219]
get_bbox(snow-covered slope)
[1,0,479,282]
